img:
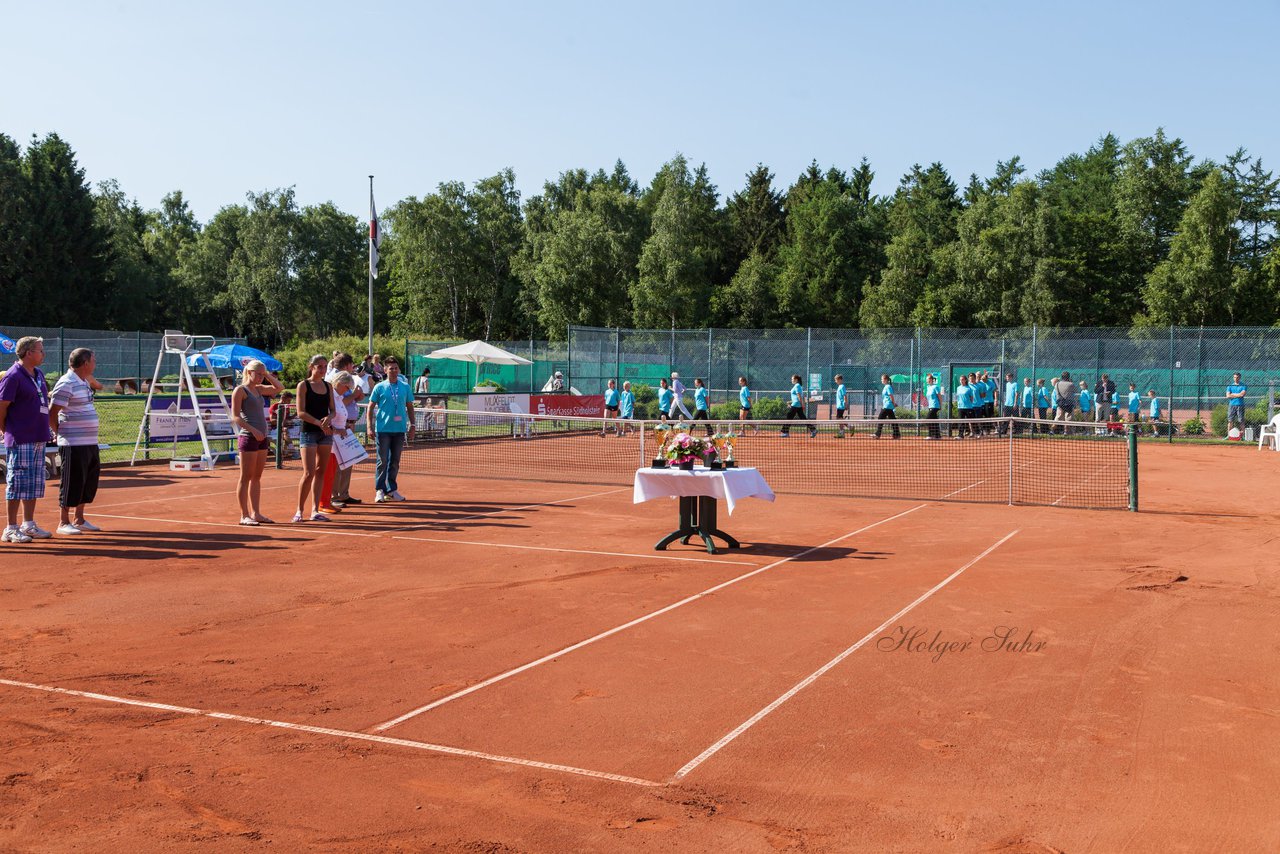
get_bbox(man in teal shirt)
[366,357,415,503]
[999,371,1018,435]
[1226,373,1247,432]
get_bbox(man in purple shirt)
[0,337,54,542]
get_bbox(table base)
[655,496,741,555]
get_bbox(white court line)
[0,677,659,788]
[1050,463,1110,507]
[389,534,759,566]
[384,487,629,533]
[370,503,929,733]
[92,483,299,510]
[672,528,1020,781]
[85,512,753,566]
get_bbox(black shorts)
[59,445,101,508]
[835,408,846,418]
[604,405,619,414]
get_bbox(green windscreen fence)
[404,340,567,395]
[569,325,1280,435]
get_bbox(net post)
[275,401,285,469]
[1127,426,1138,512]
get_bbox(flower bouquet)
[661,430,711,470]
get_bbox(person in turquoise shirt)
[874,373,900,439]
[1225,372,1247,431]
[1078,381,1093,429]
[782,373,816,438]
[1146,390,1162,435]
[619,381,635,435]
[954,375,975,438]
[925,373,941,439]
[602,378,620,437]
[1020,378,1034,416]
[1127,383,1141,423]
[366,356,415,503]
[1035,379,1051,434]
[657,378,673,422]
[692,377,711,436]
[833,373,848,437]
[1000,371,1018,436]
[737,376,756,435]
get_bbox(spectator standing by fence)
[415,367,431,399]
[368,356,414,503]
[0,337,52,543]
[48,347,105,535]
[1054,372,1077,433]
[1226,373,1247,431]
[1094,374,1116,425]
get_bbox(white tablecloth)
[633,467,775,514]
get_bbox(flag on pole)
[369,190,382,279]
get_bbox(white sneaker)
[389,491,406,502]
[56,523,83,535]
[2,526,33,544]
[74,520,102,532]
[375,490,389,503]
[19,522,52,540]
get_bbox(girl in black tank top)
[301,377,332,434]
[293,356,335,523]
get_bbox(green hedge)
[1209,397,1275,436]
[274,335,407,385]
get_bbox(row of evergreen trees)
[2,129,1276,347]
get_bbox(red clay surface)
[2,444,1278,852]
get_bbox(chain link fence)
[570,326,1280,439]
[2,325,246,388]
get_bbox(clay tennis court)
[2,441,1277,851]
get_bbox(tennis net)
[396,410,1136,510]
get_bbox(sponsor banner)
[531,394,605,419]
[467,393,530,426]
[147,395,240,441]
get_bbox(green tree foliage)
[1030,135,1131,324]
[859,163,960,328]
[633,155,724,328]
[517,166,644,337]
[174,204,248,337]
[0,134,29,321]
[95,179,166,330]
[773,159,888,327]
[949,160,1042,326]
[724,164,786,269]
[2,130,1279,345]
[20,133,107,326]
[1141,169,1240,325]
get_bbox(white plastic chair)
[1258,413,1280,451]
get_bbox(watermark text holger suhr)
[877,626,1046,663]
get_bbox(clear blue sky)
[4,0,1277,222]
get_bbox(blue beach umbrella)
[187,343,283,372]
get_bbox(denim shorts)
[299,432,333,447]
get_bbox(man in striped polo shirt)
[49,347,104,535]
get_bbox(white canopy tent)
[424,340,534,391]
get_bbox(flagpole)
[368,175,375,360]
